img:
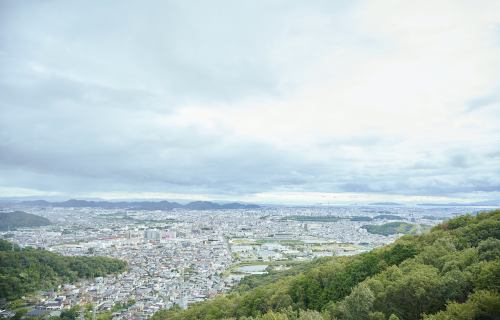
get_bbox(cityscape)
[2,1,500,319]
[0,203,484,319]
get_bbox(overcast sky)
[1,0,500,204]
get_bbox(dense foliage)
[153,210,500,320]
[0,239,127,300]
[0,211,51,230]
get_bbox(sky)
[1,0,500,204]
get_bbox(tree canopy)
[0,239,127,300]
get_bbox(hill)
[0,239,127,300]
[152,210,500,320]
[184,201,260,210]
[363,222,429,236]
[369,202,402,206]
[0,211,51,230]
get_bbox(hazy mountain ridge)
[418,200,500,207]
[19,199,260,211]
[368,202,402,206]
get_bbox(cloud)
[1,0,500,203]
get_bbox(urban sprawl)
[0,204,476,319]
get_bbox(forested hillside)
[153,210,500,320]
[0,240,127,300]
[0,211,51,230]
[362,222,430,236]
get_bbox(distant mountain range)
[0,211,51,230]
[418,200,500,207]
[368,202,402,206]
[18,199,260,211]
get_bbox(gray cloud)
[1,0,500,202]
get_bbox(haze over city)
[1,0,500,205]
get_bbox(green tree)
[342,283,375,320]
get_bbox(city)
[0,203,480,319]
[2,1,500,319]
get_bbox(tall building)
[144,229,160,240]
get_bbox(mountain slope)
[363,222,430,235]
[0,239,127,300]
[0,211,51,230]
[152,210,500,320]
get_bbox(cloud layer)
[1,0,500,203]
